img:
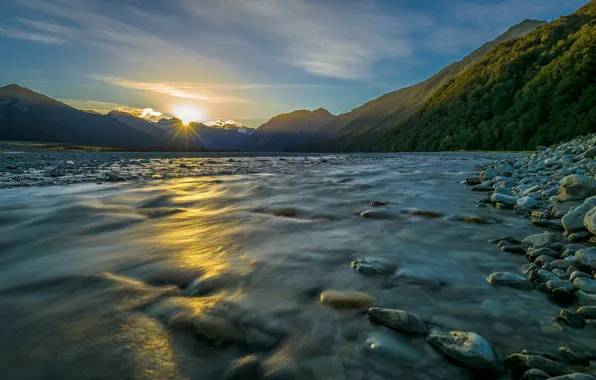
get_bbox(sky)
[0,0,589,127]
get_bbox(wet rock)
[351,258,396,277]
[546,280,575,292]
[570,271,592,282]
[518,196,539,209]
[225,355,264,380]
[578,306,596,319]
[538,269,560,284]
[568,231,592,242]
[552,269,568,279]
[548,242,565,252]
[464,178,482,185]
[462,216,493,224]
[575,290,596,306]
[562,197,596,233]
[363,332,423,363]
[487,272,534,290]
[502,245,527,254]
[319,290,373,308]
[367,307,427,334]
[491,193,519,205]
[481,168,499,180]
[558,175,596,202]
[370,200,388,207]
[528,248,561,260]
[521,368,550,380]
[560,309,586,328]
[503,354,573,376]
[551,259,580,270]
[523,233,560,249]
[495,186,514,196]
[427,329,502,372]
[547,375,596,380]
[406,210,444,218]
[576,249,596,269]
[360,210,392,219]
[574,277,596,294]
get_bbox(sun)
[172,105,203,125]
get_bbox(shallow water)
[0,153,591,379]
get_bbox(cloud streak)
[0,26,68,44]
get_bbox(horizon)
[0,0,589,125]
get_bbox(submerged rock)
[360,210,392,219]
[319,290,373,308]
[351,258,396,277]
[486,272,534,290]
[503,354,573,376]
[367,307,427,335]
[426,330,502,372]
[560,309,586,328]
[363,332,423,363]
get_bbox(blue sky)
[0,0,589,126]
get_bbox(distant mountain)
[376,1,596,151]
[107,109,168,137]
[0,84,158,147]
[250,108,334,151]
[290,19,547,152]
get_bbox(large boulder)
[557,175,596,202]
[583,206,596,235]
[426,330,502,372]
[562,197,596,233]
[575,248,596,269]
[367,307,427,334]
[522,233,559,249]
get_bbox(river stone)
[558,175,596,202]
[521,368,550,380]
[563,198,596,233]
[559,345,596,363]
[523,233,560,249]
[491,193,519,205]
[426,330,502,372]
[538,269,560,284]
[464,178,482,185]
[489,236,522,245]
[367,307,427,334]
[585,146,596,158]
[482,168,499,180]
[487,272,534,290]
[574,277,596,294]
[495,186,514,196]
[518,196,539,209]
[578,306,596,319]
[548,242,565,252]
[537,255,556,264]
[351,258,397,276]
[502,245,527,254]
[576,249,596,269]
[560,309,586,328]
[575,290,596,306]
[552,269,568,279]
[360,210,392,219]
[563,244,588,255]
[319,290,373,308]
[569,231,592,243]
[528,248,561,260]
[585,207,596,235]
[551,259,580,270]
[225,355,263,380]
[363,332,423,363]
[547,375,596,380]
[546,280,575,292]
[570,271,592,282]
[503,354,573,376]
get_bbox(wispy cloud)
[182,0,432,80]
[0,26,68,44]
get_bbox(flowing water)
[0,153,590,379]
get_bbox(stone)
[370,200,388,207]
[426,330,502,372]
[225,355,264,380]
[546,280,575,292]
[570,271,592,282]
[536,255,556,264]
[502,245,527,254]
[503,354,573,376]
[351,258,397,277]
[491,193,519,205]
[585,207,596,235]
[560,309,586,328]
[552,269,568,279]
[406,209,444,218]
[538,269,560,284]
[319,290,373,308]
[360,210,391,219]
[559,345,596,363]
[495,186,514,196]
[528,248,561,260]
[521,368,550,380]
[568,231,592,242]
[489,236,522,245]
[558,175,596,202]
[553,288,574,304]
[576,249,596,269]
[481,168,499,180]
[563,244,588,255]
[367,307,427,334]
[577,306,596,319]
[518,196,539,209]
[574,277,596,294]
[487,272,534,290]
[575,290,596,306]
[546,375,596,380]
[523,233,560,249]
[562,197,596,233]
[551,259,580,270]
[464,178,482,185]
[548,242,565,252]
[585,146,596,158]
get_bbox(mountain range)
[2,2,593,152]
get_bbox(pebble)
[367,307,427,334]
[319,290,373,308]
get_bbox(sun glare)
[172,105,203,125]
